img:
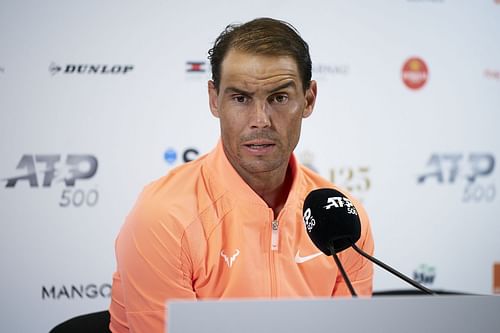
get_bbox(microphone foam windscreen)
[302,188,361,255]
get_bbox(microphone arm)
[350,242,436,295]
[328,245,357,297]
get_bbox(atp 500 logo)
[323,197,358,216]
[418,153,496,202]
[3,154,99,207]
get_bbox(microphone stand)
[329,245,357,297]
[350,242,436,295]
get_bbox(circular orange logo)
[402,57,428,90]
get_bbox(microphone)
[303,188,361,296]
[303,188,436,295]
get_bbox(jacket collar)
[203,139,305,211]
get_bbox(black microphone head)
[302,188,361,256]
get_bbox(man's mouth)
[246,143,274,149]
[243,140,276,153]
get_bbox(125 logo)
[330,166,371,200]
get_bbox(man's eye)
[233,95,248,103]
[272,94,288,104]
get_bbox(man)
[109,17,374,333]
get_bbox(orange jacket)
[109,141,374,333]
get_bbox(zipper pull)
[271,220,279,251]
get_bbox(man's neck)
[245,166,293,218]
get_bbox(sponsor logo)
[164,149,177,164]
[4,154,97,188]
[3,154,99,207]
[484,69,500,81]
[323,196,353,209]
[298,151,371,202]
[186,61,206,73]
[188,58,340,79]
[312,63,349,81]
[49,62,134,75]
[330,166,371,202]
[418,153,496,202]
[303,208,316,232]
[413,264,436,285]
[494,263,500,294]
[402,57,428,90]
[324,196,358,215]
[294,250,322,264]
[220,249,240,268]
[42,283,111,300]
[49,62,62,75]
[313,64,349,75]
[185,60,211,80]
[163,147,200,165]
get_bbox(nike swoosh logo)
[295,250,323,264]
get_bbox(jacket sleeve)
[109,194,196,333]
[331,196,374,297]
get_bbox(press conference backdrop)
[1,1,499,332]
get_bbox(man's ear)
[208,80,220,118]
[302,80,317,118]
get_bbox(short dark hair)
[208,17,312,92]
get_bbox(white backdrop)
[1,1,499,332]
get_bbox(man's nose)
[250,100,271,128]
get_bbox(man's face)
[208,50,317,180]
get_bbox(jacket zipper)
[271,219,279,251]
[270,219,279,297]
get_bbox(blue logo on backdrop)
[3,154,100,207]
[418,153,496,202]
[164,148,200,165]
[164,149,178,164]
